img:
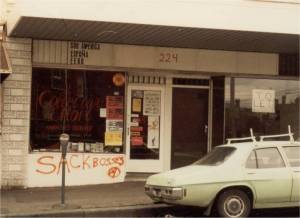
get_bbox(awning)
[6,0,299,55]
[9,17,299,54]
[0,25,12,82]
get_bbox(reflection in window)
[246,151,257,169]
[30,68,125,153]
[194,147,236,166]
[255,148,285,169]
[283,146,300,167]
[225,78,300,140]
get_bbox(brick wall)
[1,38,32,188]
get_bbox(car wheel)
[216,189,251,217]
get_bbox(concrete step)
[125,173,154,182]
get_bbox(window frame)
[246,146,286,169]
[30,68,126,153]
[281,145,300,168]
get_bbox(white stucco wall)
[5,0,300,35]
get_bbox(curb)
[2,203,173,217]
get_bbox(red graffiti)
[112,157,124,166]
[108,167,121,178]
[35,155,124,175]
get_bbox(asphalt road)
[79,205,299,217]
[153,206,300,217]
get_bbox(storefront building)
[1,0,299,188]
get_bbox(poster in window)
[132,90,143,98]
[131,136,144,146]
[105,132,123,146]
[99,108,107,118]
[132,98,142,113]
[106,96,124,120]
[252,89,275,113]
[106,96,123,108]
[106,120,123,132]
[147,116,160,149]
[143,91,161,116]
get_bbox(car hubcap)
[224,196,244,217]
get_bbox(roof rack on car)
[227,128,256,144]
[260,125,294,142]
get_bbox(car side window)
[255,148,285,169]
[283,146,300,167]
[246,151,257,169]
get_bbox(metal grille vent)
[128,75,166,85]
[173,78,209,86]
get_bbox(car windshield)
[193,147,236,166]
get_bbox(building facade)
[0,0,299,188]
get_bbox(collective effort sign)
[27,153,126,187]
[252,89,275,113]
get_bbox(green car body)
[145,141,300,216]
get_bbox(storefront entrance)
[126,85,164,172]
[171,87,209,169]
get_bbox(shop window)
[279,54,299,77]
[212,77,225,147]
[225,77,300,140]
[30,68,125,153]
[129,89,162,159]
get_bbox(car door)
[281,145,300,202]
[245,147,292,203]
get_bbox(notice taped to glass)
[143,91,161,116]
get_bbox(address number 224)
[159,53,178,63]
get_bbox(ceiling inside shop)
[10,17,299,54]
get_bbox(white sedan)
[145,130,300,217]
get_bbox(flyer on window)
[105,132,123,146]
[147,116,160,149]
[143,91,161,116]
[106,120,123,132]
[106,96,124,119]
[132,98,142,113]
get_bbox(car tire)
[216,189,251,217]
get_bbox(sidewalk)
[0,178,170,217]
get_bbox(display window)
[30,68,125,153]
[225,77,300,140]
[129,89,161,159]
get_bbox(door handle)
[247,172,256,175]
[204,125,208,134]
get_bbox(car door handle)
[247,172,256,175]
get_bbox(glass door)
[126,85,164,172]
